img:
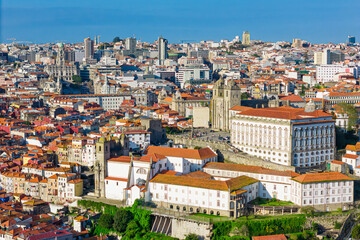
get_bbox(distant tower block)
[348,35,355,44]
[158,35,168,65]
[242,31,250,45]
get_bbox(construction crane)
[6,38,16,44]
[14,41,32,45]
[180,40,195,43]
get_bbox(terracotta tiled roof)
[331,160,346,165]
[343,154,359,159]
[252,234,287,240]
[345,142,360,152]
[150,174,258,192]
[238,106,332,120]
[204,162,299,177]
[107,156,133,163]
[292,172,353,183]
[105,177,127,181]
[182,171,213,179]
[230,105,253,112]
[138,153,166,163]
[144,146,217,160]
[279,95,305,102]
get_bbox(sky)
[1,0,360,44]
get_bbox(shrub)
[113,208,133,233]
[334,221,342,229]
[185,233,199,240]
[98,213,114,229]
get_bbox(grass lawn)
[187,212,305,223]
[249,198,294,206]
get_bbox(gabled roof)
[343,154,359,159]
[150,174,258,192]
[238,106,332,120]
[203,162,299,177]
[279,95,305,102]
[144,146,217,160]
[292,172,353,183]
[252,234,287,240]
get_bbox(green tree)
[336,102,358,131]
[123,220,140,239]
[113,208,133,233]
[113,37,121,43]
[72,75,82,84]
[241,92,251,100]
[352,224,360,239]
[98,213,114,229]
[185,233,199,240]
[300,206,315,217]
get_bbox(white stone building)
[149,174,259,217]
[203,162,299,202]
[290,172,354,211]
[316,64,359,83]
[231,105,336,167]
[104,147,218,205]
[113,130,150,151]
[342,142,360,176]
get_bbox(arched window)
[136,168,147,174]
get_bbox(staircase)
[151,215,172,236]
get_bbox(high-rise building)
[348,36,356,44]
[322,49,331,65]
[158,36,168,65]
[314,49,345,65]
[242,31,250,45]
[84,37,94,60]
[125,37,137,55]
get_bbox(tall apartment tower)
[322,49,331,65]
[242,31,250,45]
[84,37,94,60]
[348,36,356,44]
[125,37,137,55]
[158,36,168,65]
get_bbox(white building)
[175,65,212,88]
[290,172,354,211]
[203,162,299,202]
[113,131,150,151]
[342,142,360,175]
[50,93,132,110]
[144,146,218,172]
[104,147,218,205]
[316,64,360,83]
[149,173,259,217]
[231,105,336,167]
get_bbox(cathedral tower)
[211,78,241,131]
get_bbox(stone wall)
[171,217,212,240]
[306,214,348,229]
[168,135,296,172]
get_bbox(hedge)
[212,216,306,239]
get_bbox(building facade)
[231,104,336,167]
[211,78,242,131]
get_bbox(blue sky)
[1,0,360,44]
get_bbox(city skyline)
[1,0,360,44]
